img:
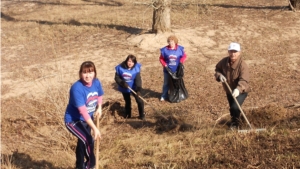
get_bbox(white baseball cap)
[228,42,241,51]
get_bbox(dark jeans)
[122,92,144,118]
[226,92,248,121]
[66,121,95,169]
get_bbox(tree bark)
[152,0,172,33]
[289,0,300,11]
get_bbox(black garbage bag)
[167,63,188,103]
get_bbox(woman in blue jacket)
[64,61,104,169]
[115,55,145,120]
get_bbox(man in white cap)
[214,42,250,129]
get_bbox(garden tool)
[223,81,266,133]
[95,106,101,169]
[128,87,168,120]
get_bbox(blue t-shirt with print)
[64,78,104,123]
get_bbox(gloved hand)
[232,89,240,98]
[219,74,226,82]
[120,81,128,88]
[136,91,141,97]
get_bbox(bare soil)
[1,0,300,168]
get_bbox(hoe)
[224,81,266,133]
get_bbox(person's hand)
[219,74,226,82]
[179,62,184,69]
[136,91,141,97]
[93,128,101,140]
[94,107,102,118]
[165,67,178,79]
[232,89,240,98]
[165,66,172,74]
[120,81,129,88]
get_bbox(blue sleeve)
[96,79,104,96]
[70,83,85,108]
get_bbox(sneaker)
[230,124,237,130]
[160,97,165,101]
[230,121,239,130]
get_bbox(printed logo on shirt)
[122,72,132,82]
[86,92,98,113]
[169,55,177,66]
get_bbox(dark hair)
[79,61,97,79]
[125,54,137,65]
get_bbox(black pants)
[226,93,248,121]
[66,121,95,169]
[122,92,144,118]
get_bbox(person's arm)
[215,58,227,82]
[134,72,142,92]
[97,95,103,106]
[236,62,250,93]
[114,72,123,85]
[215,63,223,82]
[180,52,187,63]
[159,54,167,67]
[114,71,126,85]
[78,106,101,140]
[86,118,101,140]
[115,71,128,88]
[94,95,103,117]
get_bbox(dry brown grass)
[1,0,300,168]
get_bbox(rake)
[223,81,266,133]
[128,87,168,120]
[95,105,101,169]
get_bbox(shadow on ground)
[1,151,66,169]
[2,0,123,7]
[212,4,289,10]
[1,12,143,35]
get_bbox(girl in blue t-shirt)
[114,55,145,120]
[159,35,187,101]
[64,61,104,169]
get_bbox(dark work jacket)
[215,56,250,94]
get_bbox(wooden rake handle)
[223,81,252,129]
[127,87,168,120]
[128,87,148,103]
[95,106,101,169]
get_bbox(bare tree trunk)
[289,0,300,11]
[152,0,172,33]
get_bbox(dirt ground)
[1,0,300,168]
